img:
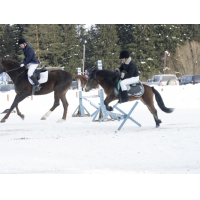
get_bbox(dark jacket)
[23,45,40,66]
[119,58,139,79]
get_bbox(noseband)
[86,75,99,91]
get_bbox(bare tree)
[175,41,200,75]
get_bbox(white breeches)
[27,63,38,77]
[120,76,139,91]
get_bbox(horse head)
[85,67,119,92]
[85,67,99,92]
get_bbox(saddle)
[31,65,47,95]
[114,79,144,98]
[33,65,47,80]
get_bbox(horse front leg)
[104,95,117,111]
[1,93,28,123]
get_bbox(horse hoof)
[21,115,25,120]
[41,117,46,120]
[57,119,66,123]
[156,125,160,128]
[1,119,6,123]
[107,107,113,111]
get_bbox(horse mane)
[2,59,20,67]
[89,67,118,87]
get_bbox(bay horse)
[85,67,174,128]
[0,59,72,123]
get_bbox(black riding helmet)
[119,50,130,59]
[18,38,26,45]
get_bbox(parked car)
[70,81,77,90]
[179,75,193,85]
[146,74,179,86]
[193,75,200,84]
[179,75,200,85]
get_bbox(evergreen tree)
[119,25,159,79]
[38,24,63,66]
[93,24,120,70]
[11,24,25,61]
[116,24,133,50]
[21,24,41,64]
[60,24,81,73]
[182,24,200,42]
[0,24,16,59]
[84,25,98,70]
[0,24,7,58]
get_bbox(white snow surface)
[0,84,200,174]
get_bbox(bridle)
[0,64,26,81]
[86,74,99,91]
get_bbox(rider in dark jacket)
[18,38,41,91]
[22,44,40,66]
[115,50,140,103]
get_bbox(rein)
[1,65,26,81]
[86,76,99,91]
[11,69,26,80]
[6,67,21,72]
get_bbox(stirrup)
[34,84,41,91]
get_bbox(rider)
[18,38,41,91]
[115,50,139,103]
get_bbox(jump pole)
[92,89,141,130]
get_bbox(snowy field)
[0,84,200,174]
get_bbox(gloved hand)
[121,72,125,79]
[20,64,25,67]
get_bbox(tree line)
[0,24,200,80]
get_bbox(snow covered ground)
[0,84,200,174]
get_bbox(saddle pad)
[115,81,144,97]
[128,84,144,97]
[28,71,48,85]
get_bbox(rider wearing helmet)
[115,50,139,103]
[18,38,41,91]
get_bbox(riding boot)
[118,90,128,103]
[30,75,41,91]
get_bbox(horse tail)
[151,87,174,113]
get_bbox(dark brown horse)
[0,59,72,123]
[85,67,174,127]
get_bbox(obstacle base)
[92,89,141,130]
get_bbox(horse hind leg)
[141,99,162,128]
[41,94,60,120]
[57,93,68,123]
[16,105,25,120]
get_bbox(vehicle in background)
[179,75,200,85]
[146,74,179,86]
[179,75,193,85]
[193,75,200,84]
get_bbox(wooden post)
[83,45,85,75]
